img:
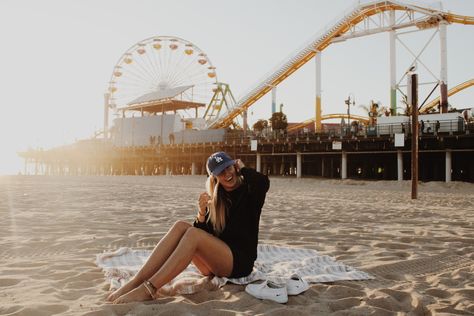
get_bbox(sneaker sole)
[245,287,288,304]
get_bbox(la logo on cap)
[214,156,223,163]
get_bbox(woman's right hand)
[198,192,211,215]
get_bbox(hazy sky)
[1,0,473,175]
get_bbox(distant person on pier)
[107,151,270,303]
[426,120,432,133]
[420,120,425,134]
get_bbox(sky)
[1,0,473,175]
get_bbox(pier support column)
[321,158,325,177]
[296,152,302,178]
[445,150,452,182]
[279,156,285,175]
[191,162,196,175]
[166,163,170,176]
[256,153,261,173]
[272,160,278,175]
[341,152,347,179]
[439,20,448,113]
[397,150,403,181]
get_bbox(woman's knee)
[181,227,202,243]
[171,220,191,233]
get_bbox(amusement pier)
[20,1,474,182]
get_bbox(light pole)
[344,94,355,134]
[408,72,418,199]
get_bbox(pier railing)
[18,118,471,161]
[219,117,469,145]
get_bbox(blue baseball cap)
[206,152,235,176]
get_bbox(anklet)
[143,280,157,299]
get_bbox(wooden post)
[409,73,419,199]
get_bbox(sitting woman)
[107,151,270,303]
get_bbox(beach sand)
[0,175,473,315]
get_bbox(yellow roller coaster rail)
[287,114,369,133]
[209,0,474,129]
[420,79,474,113]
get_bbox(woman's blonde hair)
[205,172,243,235]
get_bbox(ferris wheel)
[107,36,218,116]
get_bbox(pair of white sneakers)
[244,274,310,304]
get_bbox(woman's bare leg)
[106,220,191,301]
[192,254,212,276]
[113,227,233,304]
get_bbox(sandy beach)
[1,175,473,315]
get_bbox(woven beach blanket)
[96,244,373,296]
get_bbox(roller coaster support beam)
[390,10,397,116]
[315,51,322,132]
[439,20,448,113]
[271,86,277,114]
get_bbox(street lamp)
[344,93,355,134]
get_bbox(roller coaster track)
[209,0,474,129]
[420,78,474,113]
[287,114,369,132]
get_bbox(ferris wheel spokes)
[107,36,218,117]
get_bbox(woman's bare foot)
[113,283,155,304]
[106,279,141,302]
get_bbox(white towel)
[96,244,373,296]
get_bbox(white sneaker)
[245,280,288,304]
[286,274,310,295]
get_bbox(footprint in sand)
[321,284,366,299]
[327,297,363,311]
[0,278,21,287]
[424,288,452,299]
